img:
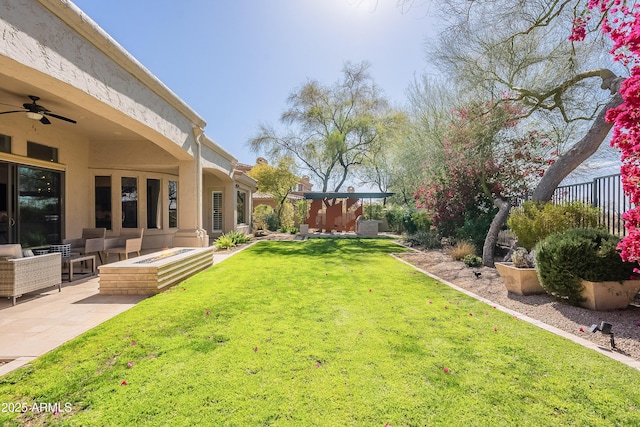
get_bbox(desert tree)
[249,61,404,195]
[247,157,299,224]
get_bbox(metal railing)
[552,173,631,236]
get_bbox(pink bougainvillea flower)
[316,362,321,368]
[428,301,433,304]
[121,381,128,386]
[127,361,134,368]
[205,310,210,315]
[384,424,392,427]
[494,327,498,332]
[53,408,59,415]
[253,346,259,352]
[579,327,585,332]
[493,306,497,309]
[443,367,449,373]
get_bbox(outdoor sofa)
[0,244,62,305]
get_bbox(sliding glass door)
[0,162,63,247]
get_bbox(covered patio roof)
[303,192,393,200]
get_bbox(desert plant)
[535,227,637,305]
[507,201,600,251]
[462,254,483,268]
[214,235,235,250]
[449,241,476,261]
[227,230,251,245]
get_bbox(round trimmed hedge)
[534,227,637,305]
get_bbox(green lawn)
[1,239,640,426]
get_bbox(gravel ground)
[395,249,640,363]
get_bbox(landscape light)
[589,321,615,348]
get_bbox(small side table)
[62,254,96,282]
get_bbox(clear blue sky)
[71,0,440,165]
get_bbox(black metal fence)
[552,173,631,236]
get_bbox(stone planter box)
[495,262,546,296]
[580,279,640,311]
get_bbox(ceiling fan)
[0,95,76,125]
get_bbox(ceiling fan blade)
[0,110,26,115]
[44,112,76,124]
[40,116,51,125]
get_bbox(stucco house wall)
[0,0,255,250]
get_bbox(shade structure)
[302,192,393,200]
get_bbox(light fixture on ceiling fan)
[0,95,76,125]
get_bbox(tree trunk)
[482,197,511,267]
[531,92,622,202]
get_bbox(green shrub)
[253,205,274,230]
[455,206,498,251]
[385,206,431,234]
[363,203,384,220]
[279,225,298,234]
[280,202,295,229]
[405,231,442,249]
[265,212,280,231]
[227,230,251,245]
[535,227,637,305]
[214,235,235,250]
[507,201,600,251]
[462,254,483,268]
[294,200,311,227]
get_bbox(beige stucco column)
[172,128,209,247]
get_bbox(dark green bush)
[535,227,637,305]
[265,212,280,231]
[508,201,600,251]
[462,254,483,268]
[455,206,498,251]
[385,206,431,234]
